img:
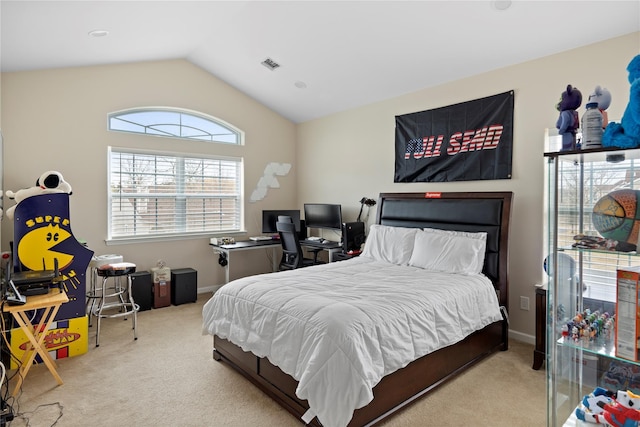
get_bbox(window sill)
[105,231,247,246]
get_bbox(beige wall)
[1,32,638,341]
[0,59,297,288]
[296,32,640,339]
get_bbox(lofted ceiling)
[1,0,639,123]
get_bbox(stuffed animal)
[603,55,640,149]
[577,389,640,426]
[576,387,616,423]
[5,171,72,220]
[589,85,613,128]
[556,84,583,151]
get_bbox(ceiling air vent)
[261,58,281,71]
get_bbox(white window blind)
[109,149,242,240]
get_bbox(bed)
[202,191,512,427]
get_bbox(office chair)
[278,215,293,223]
[276,220,323,270]
[278,214,322,261]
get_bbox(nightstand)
[532,286,546,370]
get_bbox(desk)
[3,289,69,396]
[299,239,342,262]
[211,240,281,284]
[211,239,343,283]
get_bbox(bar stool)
[87,254,123,327]
[92,262,139,347]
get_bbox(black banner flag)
[395,91,513,182]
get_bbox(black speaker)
[342,222,365,252]
[130,271,153,311]
[171,268,198,305]
[299,219,308,240]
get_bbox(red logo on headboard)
[424,192,442,198]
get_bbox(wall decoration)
[250,162,292,202]
[395,91,514,182]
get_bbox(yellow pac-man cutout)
[17,224,74,271]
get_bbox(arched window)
[108,108,242,145]
[107,108,244,242]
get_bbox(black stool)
[93,262,139,347]
[87,254,123,327]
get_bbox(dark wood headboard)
[376,192,512,310]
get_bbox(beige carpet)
[4,294,546,427]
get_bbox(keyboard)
[304,238,337,246]
[250,236,273,241]
[306,236,322,241]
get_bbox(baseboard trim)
[509,329,534,345]
[198,284,223,295]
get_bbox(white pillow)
[408,227,487,274]
[361,224,418,265]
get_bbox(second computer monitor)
[303,204,342,230]
[262,210,301,234]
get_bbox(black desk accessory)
[10,258,61,296]
[6,279,26,305]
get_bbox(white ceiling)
[1,1,639,123]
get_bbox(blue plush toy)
[603,55,640,149]
[556,84,583,151]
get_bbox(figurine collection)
[562,308,615,343]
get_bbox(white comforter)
[202,256,502,427]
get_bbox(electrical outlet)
[520,296,530,311]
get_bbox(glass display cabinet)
[545,138,640,426]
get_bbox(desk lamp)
[356,197,377,222]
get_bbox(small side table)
[4,288,69,396]
[532,286,546,370]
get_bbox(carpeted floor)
[3,294,546,426]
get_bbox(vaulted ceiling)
[1,1,639,123]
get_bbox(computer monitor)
[304,204,342,230]
[261,210,301,234]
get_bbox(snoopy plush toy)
[5,171,72,220]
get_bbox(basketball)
[592,189,640,245]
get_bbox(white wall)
[296,32,640,339]
[0,59,297,289]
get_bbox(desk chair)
[278,215,323,261]
[276,220,323,270]
[277,215,293,223]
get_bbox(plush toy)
[556,84,583,151]
[5,171,72,220]
[589,85,613,128]
[576,387,616,423]
[577,389,640,426]
[603,55,640,149]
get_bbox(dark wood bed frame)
[212,191,513,426]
